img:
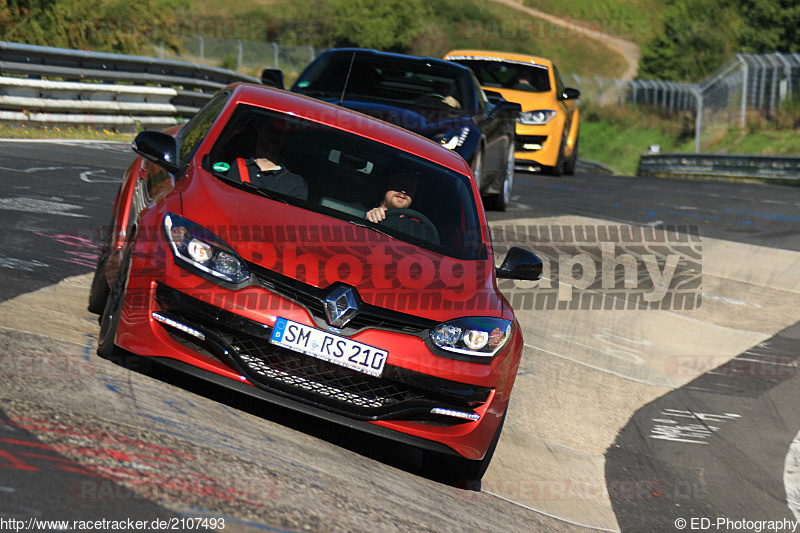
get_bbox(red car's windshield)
[205,104,486,261]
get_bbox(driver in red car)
[366,173,418,223]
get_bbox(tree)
[736,0,800,53]
[639,0,740,81]
[0,0,179,53]
[639,0,800,82]
[330,0,432,51]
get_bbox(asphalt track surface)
[1,139,800,532]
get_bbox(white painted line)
[482,490,620,532]
[80,170,119,184]
[0,197,88,218]
[524,344,671,389]
[701,294,762,308]
[0,257,49,271]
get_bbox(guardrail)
[576,158,616,176]
[638,153,800,184]
[0,41,260,128]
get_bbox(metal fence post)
[693,87,703,153]
[572,74,580,90]
[768,54,779,115]
[595,76,603,105]
[775,52,792,107]
[738,55,747,129]
[237,40,243,70]
[271,42,279,69]
[755,55,768,111]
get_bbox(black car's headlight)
[434,126,470,150]
[164,212,250,284]
[431,317,512,358]
[518,110,556,125]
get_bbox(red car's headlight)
[431,317,512,358]
[163,212,250,284]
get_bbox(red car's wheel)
[97,242,132,357]
[87,255,110,315]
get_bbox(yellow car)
[444,50,580,175]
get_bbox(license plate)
[269,317,388,377]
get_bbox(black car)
[264,48,521,210]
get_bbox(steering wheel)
[382,208,440,243]
[413,93,446,104]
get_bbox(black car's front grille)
[155,283,491,422]
[515,135,548,152]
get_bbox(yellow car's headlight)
[518,110,556,125]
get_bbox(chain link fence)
[625,53,800,151]
[150,38,325,80]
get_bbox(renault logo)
[324,286,359,328]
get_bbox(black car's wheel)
[564,135,579,176]
[488,143,515,211]
[423,410,506,489]
[470,146,484,190]
[97,243,132,357]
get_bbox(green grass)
[0,123,136,142]
[579,104,800,175]
[416,0,628,76]
[169,0,630,78]
[720,130,800,155]
[520,0,666,45]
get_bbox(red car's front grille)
[246,260,438,337]
[230,331,423,410]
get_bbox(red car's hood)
[178,169,506,321]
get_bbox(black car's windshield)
[206,104,485,260]
[293,51,474,111]
[450,59,551,93]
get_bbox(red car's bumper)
[113,233,522,460]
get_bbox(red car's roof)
[228,83,472,177]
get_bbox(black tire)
[488,143,515,211]
[542,138,565,176]
[87,254,110,315]
[470,146,484,191]
[423,410,506,489]
[97,244,132,357]
[88,214,116,314]
[564,136,579,176]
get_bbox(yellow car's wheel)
[564,136,579,176]
[542,137,565,176]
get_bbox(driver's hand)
[442,95,461,108]
[366,206,387,223]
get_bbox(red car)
[89,83,541,483]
